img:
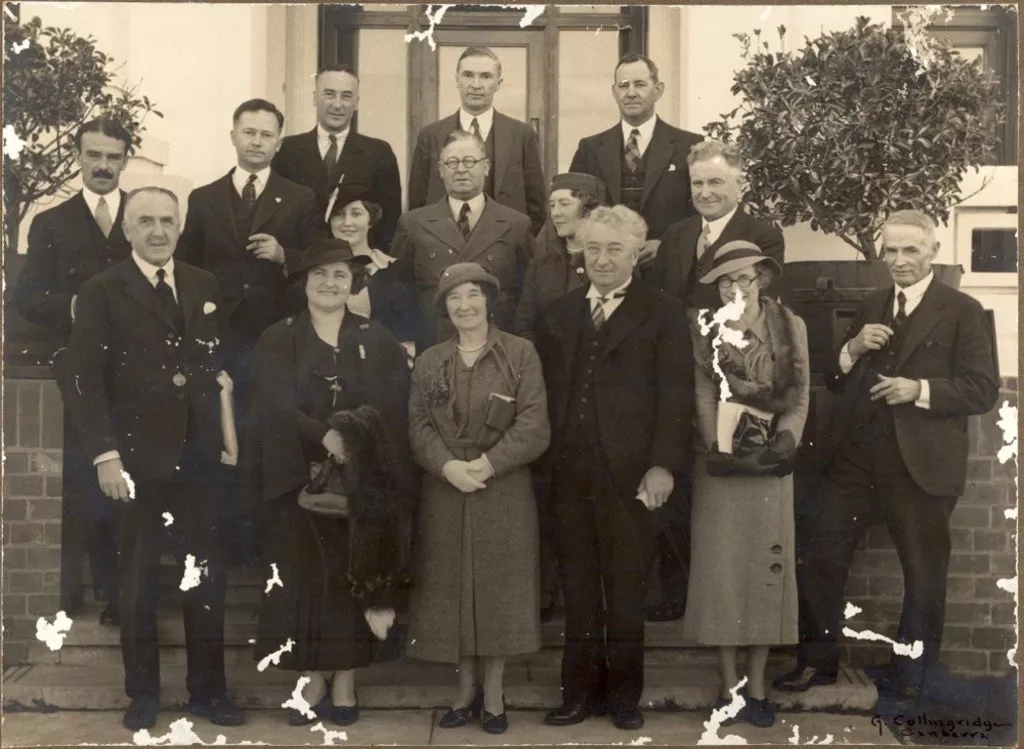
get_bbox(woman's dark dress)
[253,326,375,671]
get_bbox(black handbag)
[297,455,350,517]
[705,412,796,478]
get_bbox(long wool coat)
[407,327,550,663]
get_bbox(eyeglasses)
[440,156,486,171]
[717,275,756,289]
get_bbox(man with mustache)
[13,117,134,625]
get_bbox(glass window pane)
[955,45,987,66]
[557,29,620,172]
[357,28,409,208]
[971,228,1018,273]
[438,45,528,122]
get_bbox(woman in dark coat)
[328,184,418,361]
[514,173,607,343]
[251,237,414,727]
[408,263,550,735]
[682,240,808,729]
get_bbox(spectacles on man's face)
[440,156,486,171]
[717,275,756,289]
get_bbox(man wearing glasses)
[393,130,536,351]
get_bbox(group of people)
[12,46,999,735]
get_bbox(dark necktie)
[242,173,258,216]
[894,290,908,328]
[591,290,626,331]
[625,128,641,173]
[324,134,339,186]
[457,203,472,240]
[155,268,180,324]
[470,117,482,140]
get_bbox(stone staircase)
[3,560,878,713]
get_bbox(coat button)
[487,254,494,261]
[429,251,436,259]
[68,268,77,275]
[771,544,783,554]
[243,283,250,290]
[172,373,187,387]
[770,563,782,573]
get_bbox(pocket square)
[203,302,217,315]
[668,163,677,172]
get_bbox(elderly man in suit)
[272,66,402,250]
[408,46,547,234]
[569,54,703,245]
[393,129,535,352]
[774,210,998,700]
[12,117,135,623]
[536,205,693,731]
[64,187,243,731]
[643,138,786,622]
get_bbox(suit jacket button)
[429,251,436,259]
[487,254,494,261]
[68,268,77,275]
[770,563,782,573]
[243,283,250,290]
[172,373,187,387]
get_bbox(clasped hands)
[442,457,494,493]
[850,324,921,405]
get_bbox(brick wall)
[2,379,64,666]
[840,378,1019,677]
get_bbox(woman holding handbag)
[407,263,550,735]
[250,237,414,727]
[681,240,809,728]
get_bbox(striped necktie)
[324,133,339,186]
[624,129,641,173]
[591,290,626,331]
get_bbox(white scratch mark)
[121,469,136,499]
[162,512,174,527]
[843,601,863,619]
[997,577,1017,595]
[789,726,800,745]
[133,717,227,745]
[404,5,452,51]
[310,723,348,745]
[248,638,256,644]
[258,637,295,672]
[282,675,315,718]
[789,726,835,745]
[3,5,19,21]
[996,402,1018,466]
[697,289,748,402]
[265,562,284,594]
[10,39,30,54]
[3,125,27,159]
[179,554,209,591]
[629,738,653,746]
[900,5,956,70]
[996,576,1018,666]
[35,611,73,651]
[1006,507,1018,520]
[699,676,748,744]
[841,627,923,658]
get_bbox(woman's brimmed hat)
[328,184,381,221]
[292,237,374,276]
[698,240,782,285]
[433,262,501,308]
[549,172,608,204]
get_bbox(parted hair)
[75,117,133,153]
[687,139,743,170]
[123,186,179,214]
[457,46,502,77]
[577,205,648,251]
[232,98,284,130]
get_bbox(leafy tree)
[3,16,162,252]
[705,14,1005,259]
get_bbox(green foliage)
[2,17,163,251]
[705,15,1004,259]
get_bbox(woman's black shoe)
[288,694,329,726]
[482,695,508,734]
[438,687,482,728]
[745,697,775,728]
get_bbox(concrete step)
[1,663,877,712]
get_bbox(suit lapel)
[600,282,653,360]
[462,199,511,261]
[335,131,364,190]
[297,128,327,195]
[214,172,243,244]
[560,291,588,372]
[421,199,467,251]
[895,281,946,370]
[251,171,285,233]
[492,112,514,195]
[118,260,179,331]
[641,119,675,208]
[175,265,200,333]
[596,127,623,203]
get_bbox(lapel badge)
[172,373,187,387]
[274,196,282,203]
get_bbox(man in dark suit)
[536,206,693,731]
[569,53,703,244]
[393,130,535,352]
[12,117,134,623]
[407,46,547,234]
[643,138,786,622]
[774,210,998,700]
[271,66,402,250]
[64,187,243,730]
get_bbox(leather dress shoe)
[482,695,508,734]
[438,687,483,728]
[288,694,328,726]
[188,693,245,726]
[100,603,120,626]
[324,703,359,727]
[612,708,644,730]
[745,697,775,727]
[544,703,591,726]
[645,597,686,622]
[123,696,159,731]
[772,665,837,692]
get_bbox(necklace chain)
[457,340,487,353]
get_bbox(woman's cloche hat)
[698,239,783,285]
[433,262,501,308]
[292,237,374,276]
[549,172,609,204]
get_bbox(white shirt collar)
[587,276,632,301]
[317,124,350,154]
[232,166,271,197]
[448,193,487,220]
[702,205,739,244]
[459,108,494,140]
[895,270,934,300]
[82,186,121,219]
[620,115,658,155]
[132,251,175,287]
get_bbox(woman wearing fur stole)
[250,238,414,727]
[681,240,809,729]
